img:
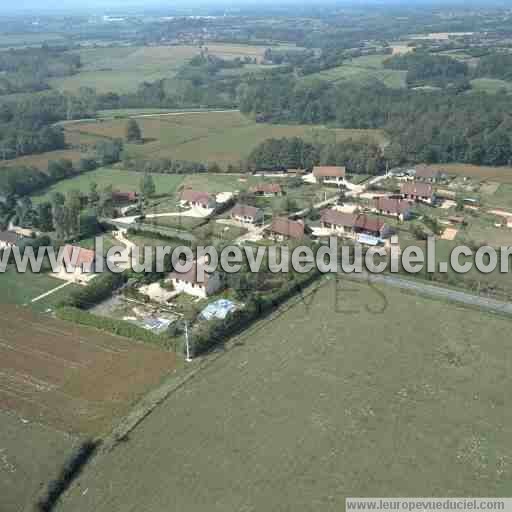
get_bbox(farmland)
[1,409,77,512]
[49,44,284,94]
[64,111,388,166]
[0,304,176,511]
[0,304,176,435]
[56,279,512,512]
[419,163,512,184]
[0,149,83,172]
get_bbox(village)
[2,161,508,343]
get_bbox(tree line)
[246,136,385,174]
[0,45,81,95]
[240,76,512,166]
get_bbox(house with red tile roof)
[180,189,217,209]
[400,181,434,204]
[230,204,264,225]
[266,217,308,241]
[370,197,413,221]
[249,183,283,197]
[312,166,346,185]
[320,210,391,239]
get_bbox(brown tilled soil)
[0,305,176,436]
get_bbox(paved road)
[130,109,240,119]
[349,271,512,316]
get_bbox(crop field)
[0,304,176,436]
[56,278,512,511]
[49,44,286,94]
[303,53,407,89]
[0,149,83,172]
[422,163,512,184]
[64,111,388,166]
[1,409,78,512]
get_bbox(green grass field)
[303,53,407,89]
[56,279,512,511]
[64,111,388,167]
[31,168,185,203]
[1,267,80,311]
[470,78,512,94]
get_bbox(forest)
[383,52,469,89]
[240,76,512,166]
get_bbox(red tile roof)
[313,166,346,178]
[231,204,262,219]
[415,164,440,179]
[63,245,96,267]
[320,210,386,234]
[0,230,19,245]
[400,181,433,198]
[268,217,305,239]
[180,189,214,206]
[320,209,356,228]
[373,197,411,215]
[112,190,138,202]
[249,183,282,194]
[353,214,386,234]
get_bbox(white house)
[168,263,223,299]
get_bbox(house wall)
[171,272,222,298]
[321,222,353,237]
[171,278,208,298]
[232,212,263,224]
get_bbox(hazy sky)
[1,0,497,14]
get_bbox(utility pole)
[184,321,192,362]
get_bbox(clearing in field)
[0,304,175,435]
[302,53,407,89]
[64,111,388,166]
[56,279,512,511]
